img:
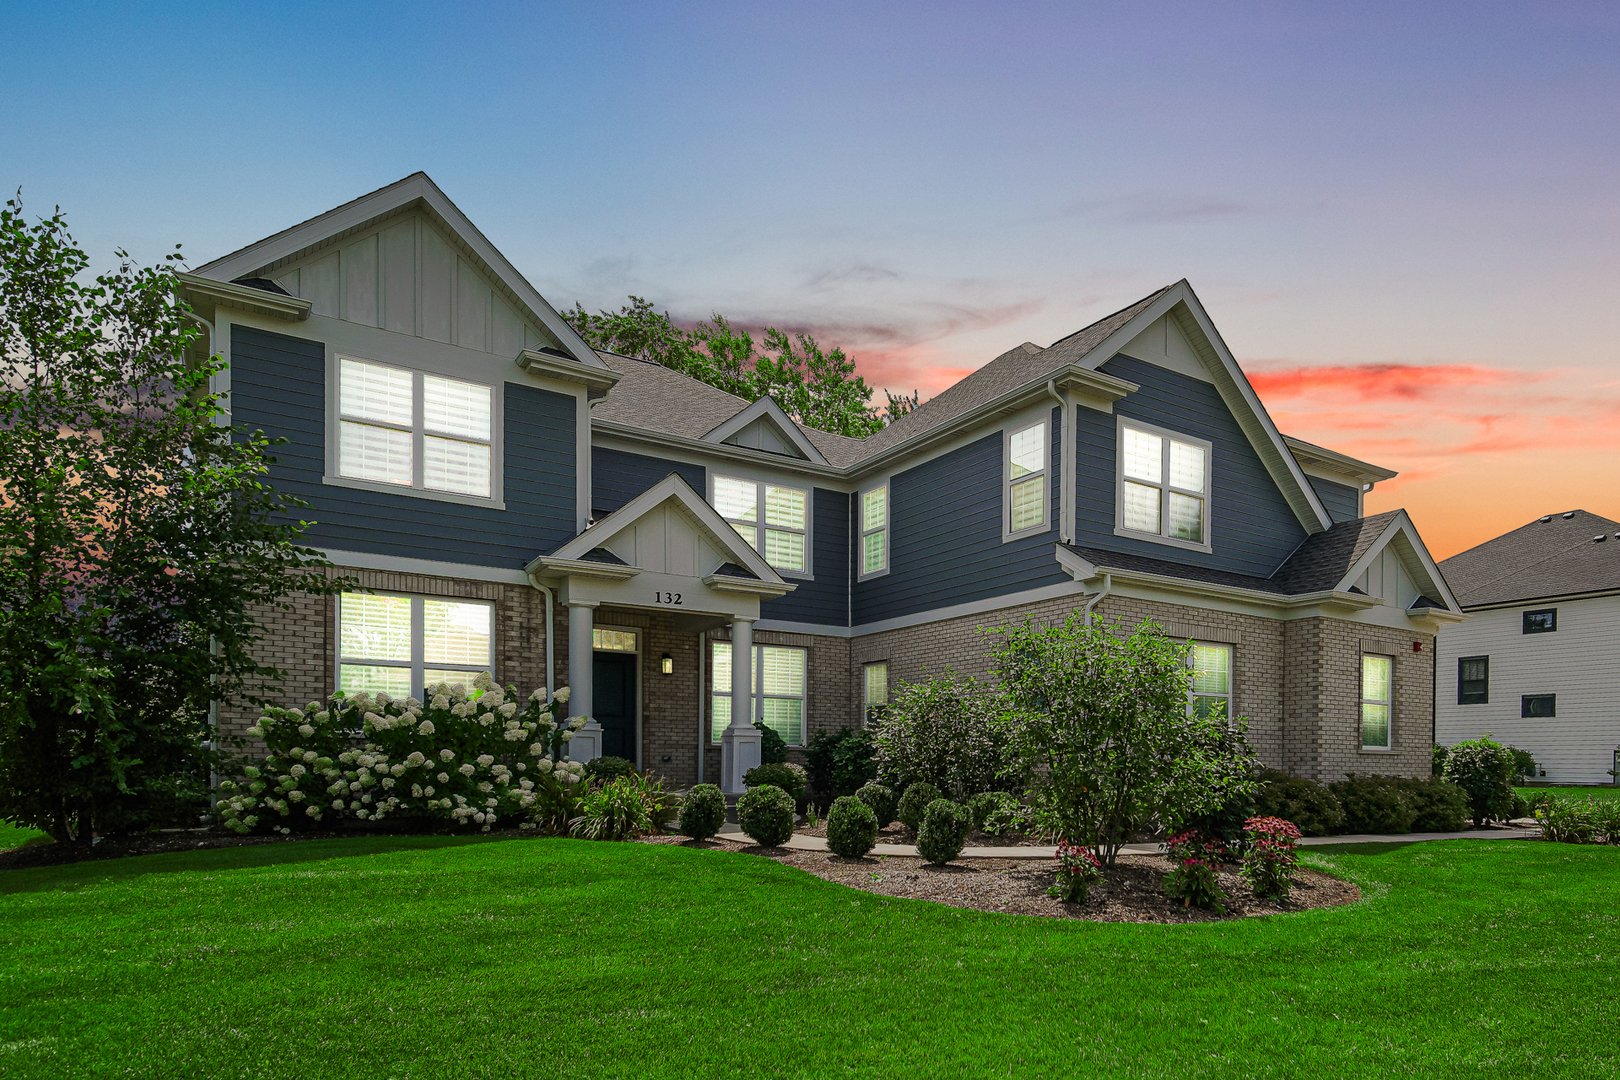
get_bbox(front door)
[592,652,638,763]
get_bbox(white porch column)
[566,600,603,763]
[720,617,761,794]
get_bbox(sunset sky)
[4,2,1616,559]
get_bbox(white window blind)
[1006,420,1048,537]
[337,357,493,499]
[1361,654,1392,749]
[711,641,807,745]
[714,476,810,573]
[338,592,493,699]
[864,661,889,721]
[861,484,887,576]
[1189,643,1232,721]
[1119,421,1210,546]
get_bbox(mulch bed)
[642,834,1358,922]
[796,821,1042,848]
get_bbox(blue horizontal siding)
[853,413,1068,625]
[230,325,576,569]
[592,447,705,515]
[1073,354,1307,576]
[761,487,849,626]
[1310,475,1360,524]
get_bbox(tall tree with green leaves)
[0,196,345,842]
[563,296,888,438]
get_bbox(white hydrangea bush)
[216,673,589,835]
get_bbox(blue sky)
[5,1,1617,554]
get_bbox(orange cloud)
[1247,363,1549,402]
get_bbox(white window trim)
[710,641,809,746]
[1188,641,1233,722]
[858,479,890,580]
[708,472,814,579]
[1360,653,1394,751]
[323,352,505,510]
[1002,415,1052,543]
[336,591,495,701]
[1113,415,1213,554]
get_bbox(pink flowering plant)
[1240,815,1303,900]
[1163,830,1227,912]
[1048,839,1103,903]
[215,673,589,835]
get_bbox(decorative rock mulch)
[642,834,1358,922]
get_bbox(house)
[178,172,1464,790]
[1435,510,1620,785]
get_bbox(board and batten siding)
[852,408,1067,626]
[1309,476,1361,524]
[1436,593,1620,785]
[230,325,576,569]
[1073,355,1309,577]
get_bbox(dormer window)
[1115,418,1211,552]
[336,356,494,500]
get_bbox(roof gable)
[703,397,828,464]
[193,172,607,369]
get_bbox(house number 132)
[654,592,683,605]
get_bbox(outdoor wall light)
[661,653,673,675]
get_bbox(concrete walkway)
[714,822,1541,860]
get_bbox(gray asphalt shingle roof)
[1439,509,1620,607]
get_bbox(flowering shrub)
[855,782,897,828]
[1163,831,1227,912]
[1240,815,1302,900]
[916,798,971,865]
[1048,840,1102,903]
[826,795,878,857]
[215,675,588,835]
[678,784,727,840]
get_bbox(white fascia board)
[177,273,312,322]
[702,396,828,464]
[191,172,607,370]
[1334,510,1464,612]
[542,472,784,584]
[1283,435,1398,484]
[590,421,847,482]
[1058,544,1381,615]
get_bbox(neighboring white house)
[1436,509,1620,785]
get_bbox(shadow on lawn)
[0,833,528,895]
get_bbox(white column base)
[567,722,604,764]
[719,724,762,795]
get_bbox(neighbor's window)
[1522,608,1558,634]
[338,591,493,699]
[860,484,888,576]
[711,641,807,745]
[714,475,810,573]
[1457,656,1489,705]
[1189,643,1232,721]
[1118,419,1210,547]
[1522,694,1556,718]
[1361,654,1393,749]
[338,357,493,499]
[864,661,889,722]
[1005,419,1048,537]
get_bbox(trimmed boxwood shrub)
[917,798,971,865]
[677,783,726,840]
[1330,774,1417,834]
[826,795,878,857]
[743,762,807,804]
[583,756,636,783]
[856,782,897,828]
[1253,770,1344,838]
[896,781,941,832]
[737,784,795,847]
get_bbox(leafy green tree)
[993,614,1257,865]
[0,196,343,843]
[563,295,885,437]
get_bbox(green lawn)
[0,821,46,850]
[1520,785,1620,801]
[2,837,1617,1078]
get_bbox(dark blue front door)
[592,652,637,762]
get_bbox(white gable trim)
[1067,280,1333,535]
[540,473,785,585]
[1335,511,1463,613]
[703,397,828,464]
[193,172,607,371]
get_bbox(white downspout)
[696,632,706,786]
[531,580,557,696]
[1082,573,1111,627]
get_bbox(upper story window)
[1115,418,1212,551]
[1457,656,1489,704]
[337,357,493,499]
[1004,419,1049,539]
[1189,643,1232,721]
[1361,654,1393,749]
[1522,608,1557,634]
[860,483,888,577]
[337,591,493,700]
[713,475,810,574]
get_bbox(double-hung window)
[337,357,494,500]
[714,475,810,574]
[1361,654,1393,749]
[1189,643,1233,721]
[1117,419,1211,550]
[1457,656,1489,704]
[710,641,807,745]
[338,592,494,699]
[864,661,889,723]
[1005,419,1048,538]
[860,484,888,577]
